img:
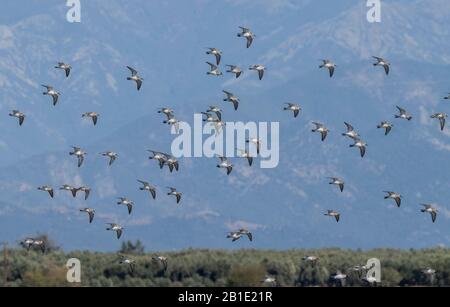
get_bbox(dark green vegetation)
[0,241,449,287]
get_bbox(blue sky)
[1,0,450,251]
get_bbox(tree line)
[0,239,449,287]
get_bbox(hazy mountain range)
[1,0,450,251]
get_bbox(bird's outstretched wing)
[127,66,138,76]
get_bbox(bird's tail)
[127,77,132,80]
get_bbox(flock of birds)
[260,256,438,286]
[15,25,446,285]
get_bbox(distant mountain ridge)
[0,0,450,251]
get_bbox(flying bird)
[206,48,222,65]
[223,90,239,110]
[226,65,242,79]
[37,185,54,198]
[350,139,367,158]
[328,177,345,192]
[206,61,222,76]
[421,204,438,223]
[227,229,253,242]
[9,110,25,126]
[227,232,243,242]
[42,85,60,106]
[324,210,340,222]
[283,103,301,118]
[422,268,436,276]
[261,276,277,285]
[312,122,329,142]
[20,238,36,252]
[59,184,78,197]
[422,268,436,284]
[377,121,393,135]
[331,272,347,286]
[237,27,255,48]
[80,208,95,224]
[101,151,118,166]
[106,223,124,239]
[395,106,412,121]
[201,112,219,123]
[148,150,168,169]
[372,56,390,75]
[165,156,179,173]
[69,146,86,167]
[319,60,336,78]
[152,256,168,272]
[55,62,71,77]
[444,93,450,100]
[126,66,143,91]
[342,122,359,140]
[82,112,99,126]
[76,186,91,200]
[167,187,182,204]
[117,198,134,215]
[237,149,253,166]
[137,180,156,199]
[162,115,180,134]
[118,255,136,273]
[20,239,45,253]
[384,191,402,207]
[157,107,174,119]
[206,106,222,121]
[249,64,266,80]
[216,156,233,175]
[430,113,447,131]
